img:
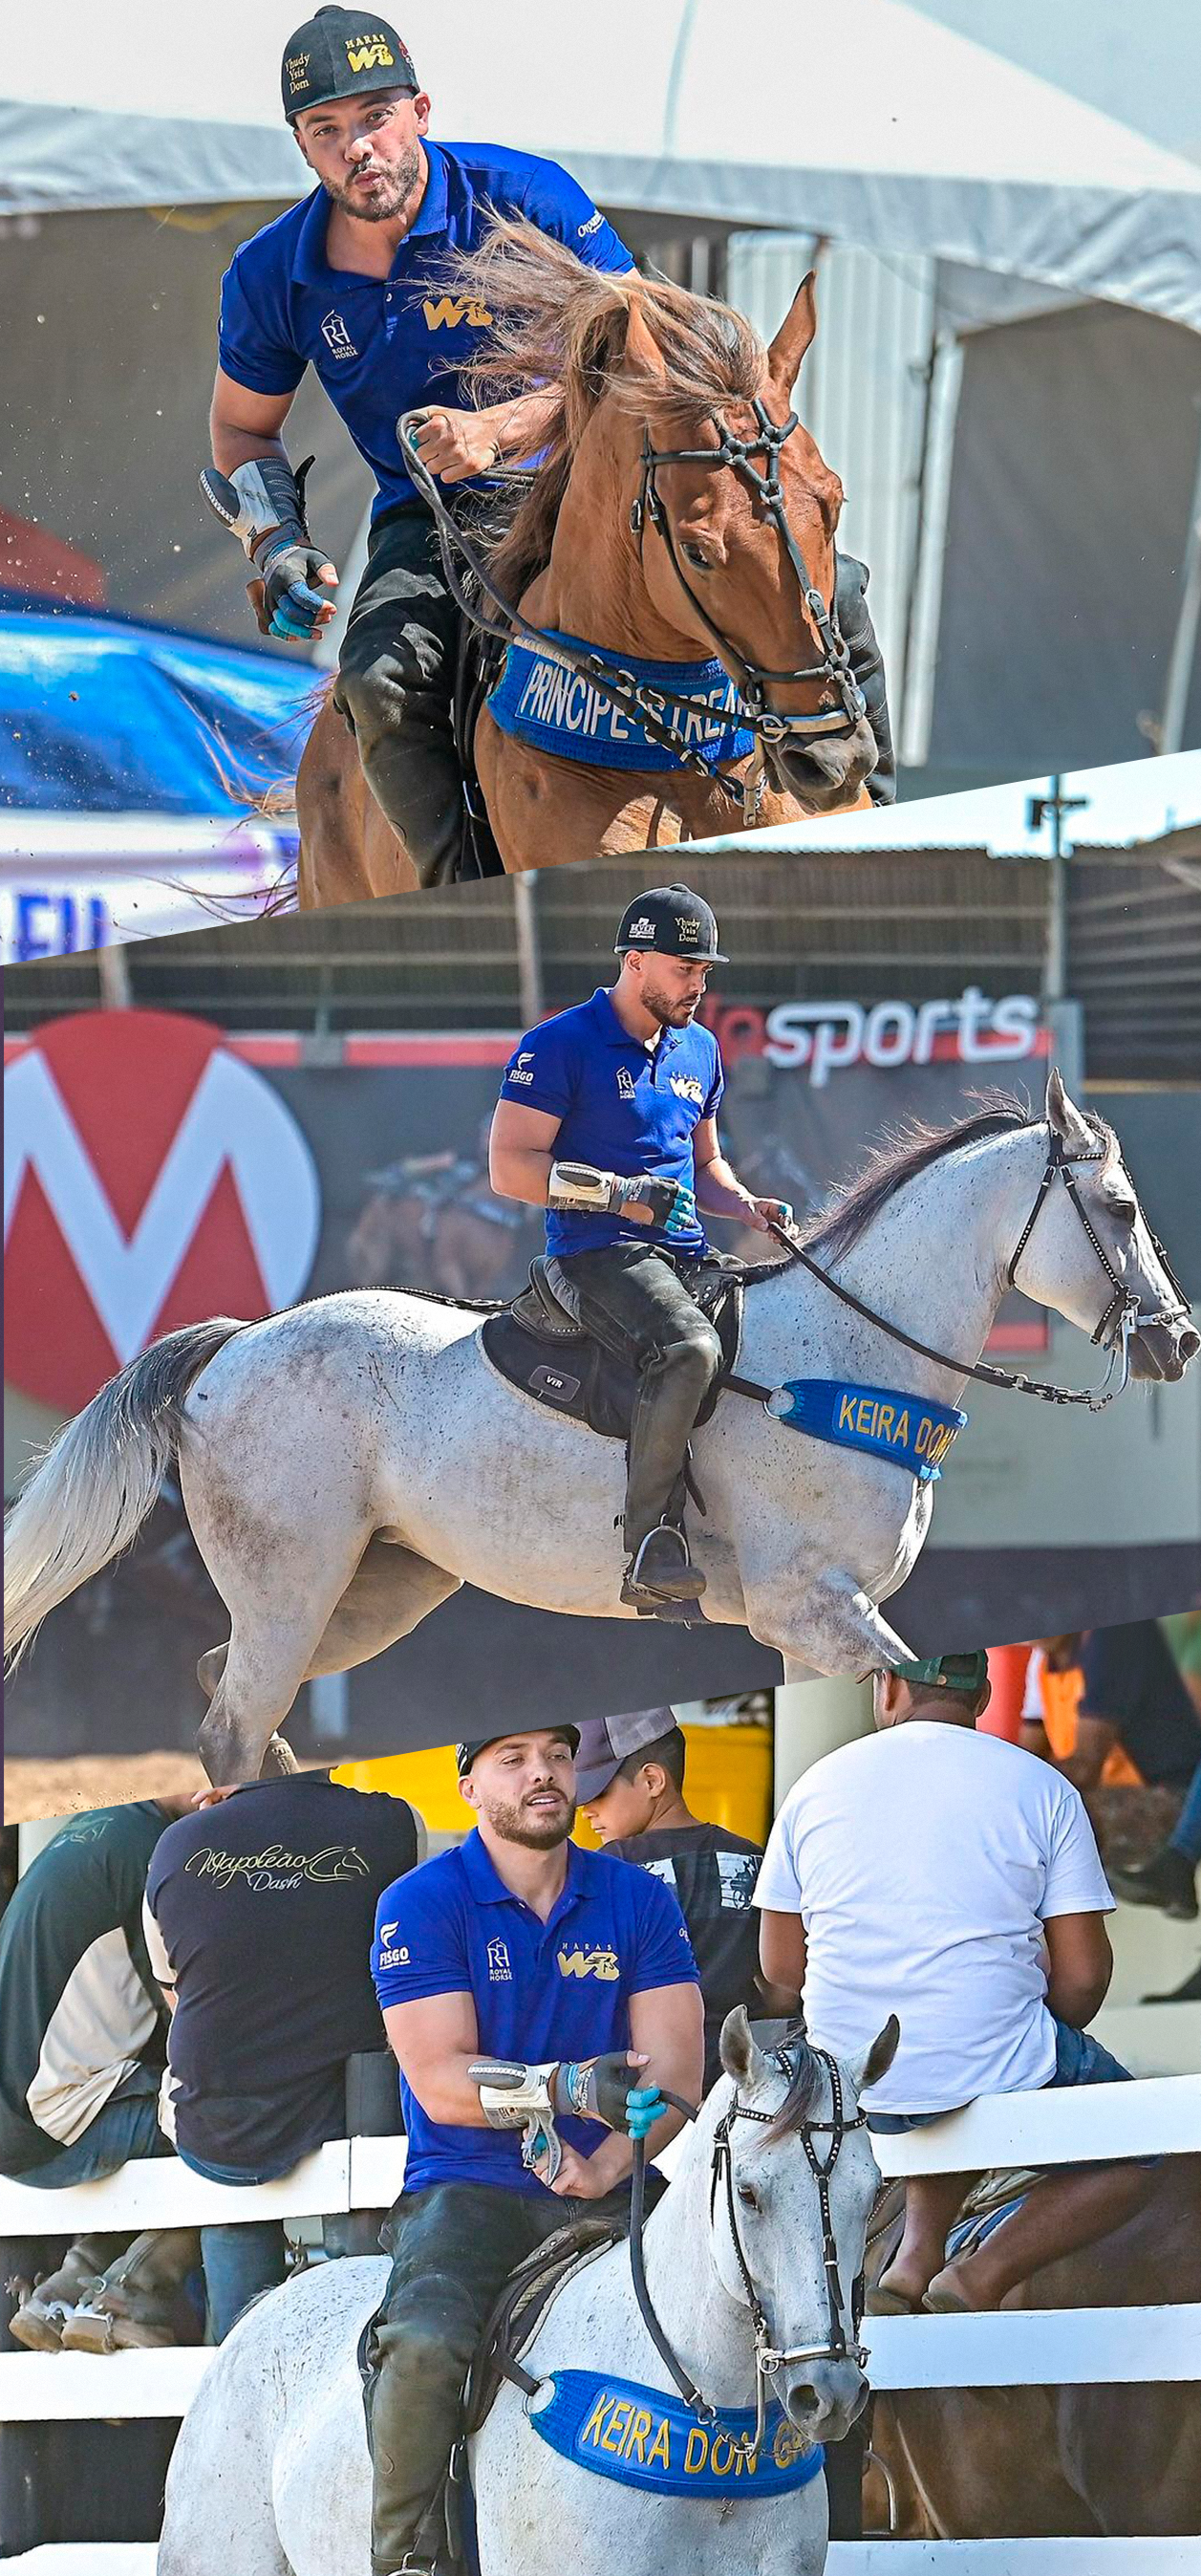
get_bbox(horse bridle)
[727,1124,1190,1419]
[631,398,867,751]
[397,396,864,817]
[626,2046,867,2465]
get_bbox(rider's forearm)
[489,1144,553,1208]
[210,421,290,478]
[694,1156,759,1222]
[483,388,561,465]
[397,2048,512,2129]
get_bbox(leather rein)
[397,395,864,818]
[622,2046,867,2464]
[726,1126,1190,1419]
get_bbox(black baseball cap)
[456,1724,581,1778]
[574,1708,679,1802]
[891,1651,991,1699]
[614,884,727,963]
[282,8,418,119]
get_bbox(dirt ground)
[5,1751,214,1822]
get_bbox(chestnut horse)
[295,222,878,903]
[865,2161,1201,2541]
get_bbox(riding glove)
[554,2055,669,2139]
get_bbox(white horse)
[6,1072,1194,1784]
[157,2011,897,2576]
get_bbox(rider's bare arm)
[383,1987,502,2127]
[759,1907,807,2000]
[556,1981,704,2197]
[692,1119,774,1232]
[209,368,297,480]
[1042,1910,1113,2027]
[488,1100,659,1226]
[409,389,561,486]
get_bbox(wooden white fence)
[2,2074,1199,2573]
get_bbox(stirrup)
[620,1522,706,1608]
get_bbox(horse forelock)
[800,1090,1039,1264]
[440,214,770,602]
[764,2039,826,2142]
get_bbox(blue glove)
[555,2056,668,2138]
[663,1183,698,1240]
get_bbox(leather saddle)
[481,1256,744,1443]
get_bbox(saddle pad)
[481,1269,742,1442]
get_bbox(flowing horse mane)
[444,214,774,606]
[800,1091,1119,1265]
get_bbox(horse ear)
[719,2003,768,2090]
[850,2014,899,2097]
[623,293,668,383]
[766,272,818,397]
[1045,1065,1094,1153]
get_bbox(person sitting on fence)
[0,1796,203,2354]
[364,1723,703,2576]
[137,1766,421,2342]
[755,1651,1158,2315]
[574,1707,792,2091]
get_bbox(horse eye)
[681,542,712,571]
[1108,1197,1137,1226]
[737,2184,761,2211]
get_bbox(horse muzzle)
[1128,1317,1200,1383]
[770,713,878,813]
[781,2355,869,2442]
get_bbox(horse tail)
[3,1317,246,1672]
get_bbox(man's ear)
[459,1776,479,1815]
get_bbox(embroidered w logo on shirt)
[557,1944,620,1981]
[422,295,494,332]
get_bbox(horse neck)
[533,405,705,664]
[752,1122,1050,1400]
[637,2092,759,2402]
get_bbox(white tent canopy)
[5,0,1201,327]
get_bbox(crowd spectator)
[574,1707,791,2088]
[756,1651,1156,2314]
[139,1767,420,2340]
[1020,1623,1201,1798]
[0,1798,200,2352]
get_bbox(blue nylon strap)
[766,1378,968,1483]
[487,630,756,771]
[527,2368,826,2496]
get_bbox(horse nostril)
[1180,1330,1200,1363]
[784,2378,821,2422]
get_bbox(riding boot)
[836,556,894,806]
[620,1338,720,1608]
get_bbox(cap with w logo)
[282,7,418,119]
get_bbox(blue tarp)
[0,595,319,814]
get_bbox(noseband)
[631,398,867,751]
[628,2046,867,2465]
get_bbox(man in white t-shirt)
[756,1651,1157,2313]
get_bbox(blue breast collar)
[486,630,755,771]
[766,1378,968,1483]
[527,2368,826,2496]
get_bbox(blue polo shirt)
[219,140,633,518]
[499,987,724,1259]
[372,1831,698,2196]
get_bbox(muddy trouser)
[837,555,894,806]
[544,1245,733,1556]
[333,504,467,891]
[364,2177,634,2576]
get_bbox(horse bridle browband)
[728,1125,1190,1418]
[623,2046,867,2465]
[397,395,864,817]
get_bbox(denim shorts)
[868,2016,1132,2135]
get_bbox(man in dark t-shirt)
[1022,1623,1201,1795]
[574,1709,781,2090]
[143,1769,419,2337]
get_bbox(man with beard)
[202,8,635,882]
[490,884,792,1613]
[365,1724,703,2576]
